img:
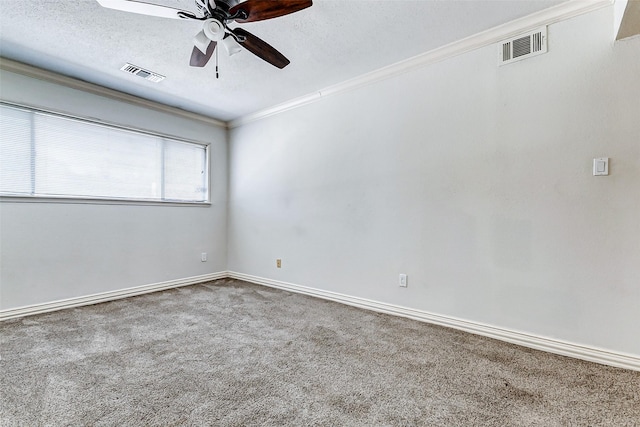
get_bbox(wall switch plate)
[399,274,407,287]
[201,253,207,262]
[593,158,609,176]
[276,259,282,268]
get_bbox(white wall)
[0,71,228,309]
[228,7,640,356]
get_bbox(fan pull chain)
[215,46,219,79]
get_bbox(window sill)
[0,195,212,207]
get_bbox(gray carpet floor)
[1,278,639,426]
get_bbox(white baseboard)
[3,270,637,371]
[0,272,227,321]
[228,271,640,372]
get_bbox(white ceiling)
[0,0,566,122]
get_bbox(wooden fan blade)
[230,0,312,23]
[190,41,216,67]
[232,28,290,69]
[95,0,191,19]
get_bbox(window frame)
[0,101,211,207]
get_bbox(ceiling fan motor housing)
[94,0,313,68]
[203,19,225,41]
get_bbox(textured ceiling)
[0,0,566,121]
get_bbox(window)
[0,103,209,203]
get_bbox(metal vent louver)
[499,27,547,66]
[120,63,165,82]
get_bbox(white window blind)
[0,104,209,203]
[0,106,32,195]
[164,139,207,201]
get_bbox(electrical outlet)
[276,259,282,268]
[399,274,407,287]
[201,253,207,262]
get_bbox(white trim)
[614,0,629,38]
[228,271,640,372]
[230,92,322,128]
[0,58,227,128]
[229,0,613,128]
[4,268,637,371]
[0,272,227,321]
[0,195,212,207]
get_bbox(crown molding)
[1,0,614,130]
[229,0,613,128]
[0,57,227,128]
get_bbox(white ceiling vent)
[499,27,547,66]
[120,63,165,82]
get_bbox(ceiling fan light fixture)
[95,0,313,69]
[193,30,211,54]
[222,36,242,56]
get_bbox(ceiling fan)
[95,0,312,69]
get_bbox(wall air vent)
[499,27,547,66]
[120,63,165,82]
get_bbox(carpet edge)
[228,271,640,372]
[0,271,228,321]
[3,270,637,372]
